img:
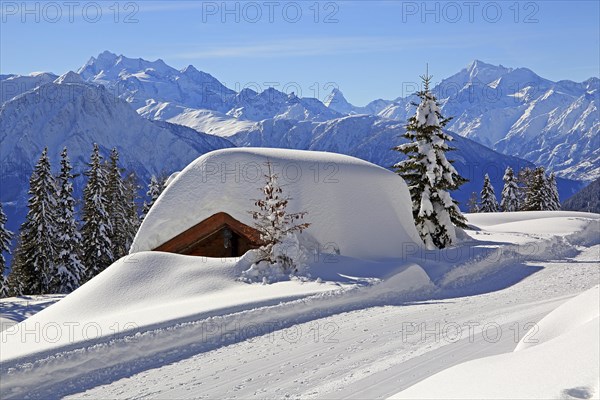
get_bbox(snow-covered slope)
[0,72,58,103]
[0,79,234,241]
[138,101,258,137]
[133,148,423,258]
[391,285,600,400]
[1,211,598,399]
[327,60,599,180]
[138,99,583,207]
[205,114,583,206]
[226,88,341,122]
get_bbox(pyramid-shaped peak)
[181,64,200,74]
[54,71,85,84]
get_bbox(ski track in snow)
[1,225,598,399]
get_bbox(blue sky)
[1,0,598,105]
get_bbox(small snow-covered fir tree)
[547,172,561,211]
[11,148,59,294]
[81,144,113,282]
[0,202,13,297]
[53,147,84,293]
[500,167,520,212]
[394,72,467,249]
[248,162,310,276]
[141,175,164,219]
[106,148,131,259]
[480,174,499,213]
[467,192,479,213]
[523,167,547,211]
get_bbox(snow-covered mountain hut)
[132,148,423,259]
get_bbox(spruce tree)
[523,167,547,211]
[7,237,26,296]
[500,167,520,212]
[106,148,130,259]
[516,167,534,210]
[81,144,113,282]
[250,162,310,272]
[12,148,59,294]
[480,174,499,213]
[123,172,141,253]
[0,202,13,297]
[394,72,467,249]
[53,147,84,293]
[467,192,479,213]
[142,175,163,219]
[547,172,561,211]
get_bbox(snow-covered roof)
[132,148,423,259]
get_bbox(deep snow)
[132,148,424,259]
[0,211,598,399]
[391,286,599,400]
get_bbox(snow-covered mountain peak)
[434,60,513,95]
[324,88,355,114]
[79,51,176,82]
[54,71,84,85]
[78,51,119,78]
[465,59,512,83]
[97,50,119,61]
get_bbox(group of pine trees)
[470,167,561,213]
[0,145,166,297]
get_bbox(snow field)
[391,285,600,400]
[0,211,598,399]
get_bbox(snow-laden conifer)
[547,172,561,211]
[0,202,13,297]
[142,175,164,219]
[523,167,547,211]
[106,148,131,259]
[480,174,499,213]
[11,148,59,294]
[81,144,113,281]
[53,147,84,293]
[500,166,520,212]
[394,72,467,249]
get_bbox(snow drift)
[132,148,424,259]
[390,285,600,400]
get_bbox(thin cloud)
[173,36,478,59]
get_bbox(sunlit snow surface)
[0,211,598,399]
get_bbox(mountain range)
[1,52,595,241]
[75,53,597,180]
[326,60,599,181]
